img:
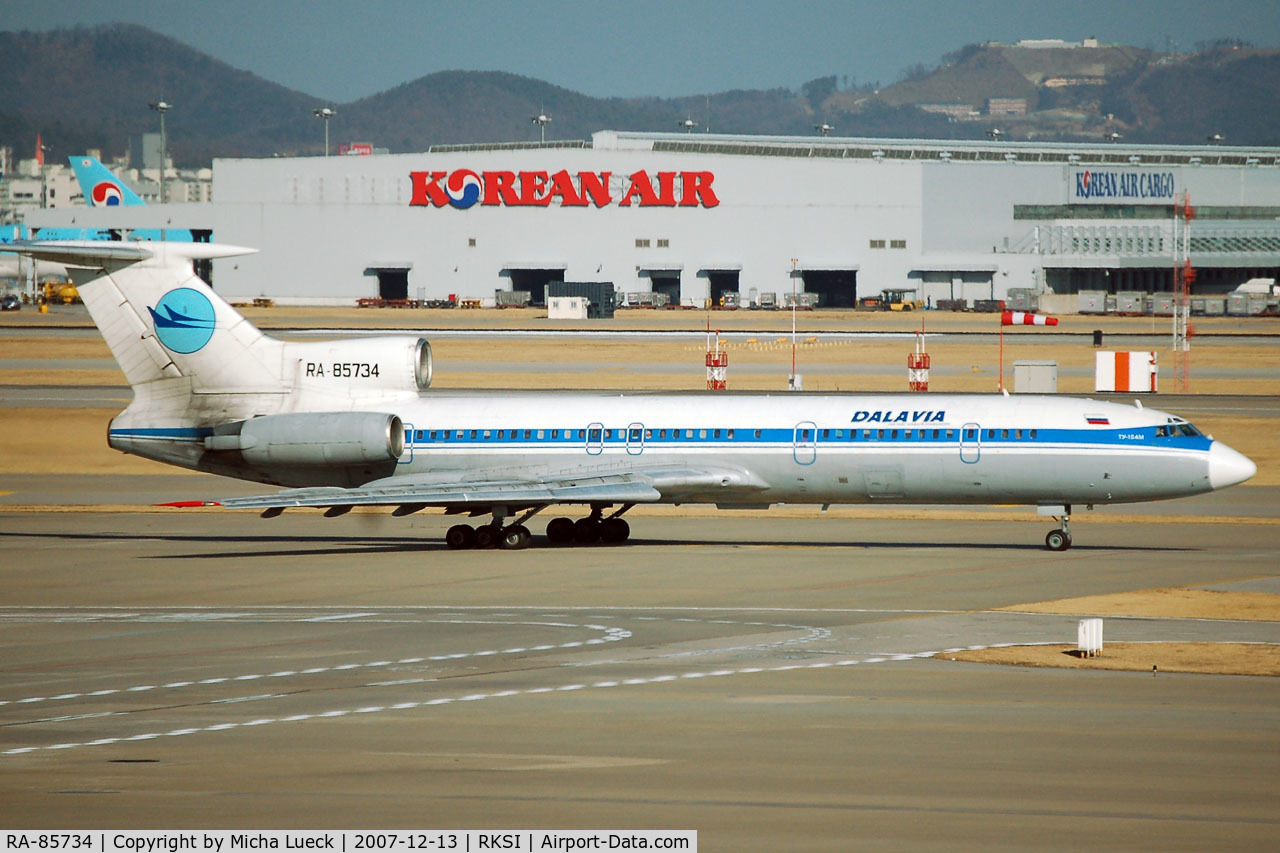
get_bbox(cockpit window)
[1176,423,1202,437]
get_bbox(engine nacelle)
[286,336,432,394]
[207,411,404,466]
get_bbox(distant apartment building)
[919,103,979,121]
[987,98,1028,117]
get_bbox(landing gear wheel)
[546,517,575,544]
[1045,530,1071,552]
[599,517,631,544]
[474,525,500,549]
[573,517,602,544]
[445,524,476,550]
[500,525,531,550]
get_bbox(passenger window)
[552,429,560,439]
[1001,429,1008,439]
[876,430,885,439]
[577,429,585,439]
[588,428,601,441]
[986,430,995,439]
[1016,429,1023,439]
[891,430,899,439]
[822,429,830,439]
[659,429,667,438]
[483,430,491,439]
[1029,429,1037,439]
[905,430,913,439]
[965,429,976,440]
[630,428,641,440]
[605,429,614,439]
[686,429,695,439]
[946,429,954,439]
[754,429,762,439]
[523,429,531,439]
[700,429,707,439]
[497,429,505,439]
[932,429,940,439]
[469,430,477,439]
[727,429,735,439]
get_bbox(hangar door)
[707,271,740,306]
[649,272,680,303]
[367,263,412,301]
[507,268,566,306]
[802,270,858,308]
[959,272,994,304]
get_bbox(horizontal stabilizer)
[6,240,257,267]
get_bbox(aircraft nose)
[1208,442,1257,490]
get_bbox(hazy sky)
[8,0,1280,102]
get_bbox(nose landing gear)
[1044,510,1072,551]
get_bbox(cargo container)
[1005,288,1039,312]
[1078,290,1107,314]
[1115,291,1147,315]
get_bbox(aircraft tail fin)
[69,156,147,206]
[11,241,278,391]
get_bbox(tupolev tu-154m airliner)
[13,241,1256,551]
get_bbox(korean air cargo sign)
[409,169,719,208]
[1069,169,1176,204]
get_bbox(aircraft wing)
[219,471,663,513]
[218,463,767,514]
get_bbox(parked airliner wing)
[221,471,663,511]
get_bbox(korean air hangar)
[45,130,1280,308]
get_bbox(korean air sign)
[1069,169,1176,204]
[409,169,720,209]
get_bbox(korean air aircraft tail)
[69,156,196,242]
[70,156,147,206]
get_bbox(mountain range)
[1,24,1277,167]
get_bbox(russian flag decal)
[1086,416,1110,425]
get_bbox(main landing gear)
[545,503,633,546]
[446,505,543,551]
[444,503,634,550]
[1044,510,1072,552]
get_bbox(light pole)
[313,107,337,156]
[38,142,51,208]
[148,100,171,203]
[531,112,551,143]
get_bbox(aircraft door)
[586,422,604,456]
[626,422,645,455]
[793,421,817,465]
[399,422,414,465]
[960,422,981,463]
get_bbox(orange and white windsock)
[1001,311,1058,326]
